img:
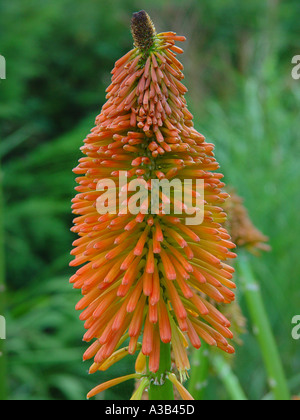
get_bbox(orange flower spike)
[150,264,161,306]
[126,279,143,313]
[70,10,237,398]
[145,241,155,274]
[158,297,172,343]
[128,294,146,338]
[142,271,153,297]
[149,328,161,373]
[142,311,154,356]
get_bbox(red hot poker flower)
[70,11,237,397]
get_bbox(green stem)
[188,343,209,399]
[0,161,6,400]
[211,354,247,400]
[148,341,174,400]
[263,373,300,400]
[237,251,290,400]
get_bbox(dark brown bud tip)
[131,10,156,51]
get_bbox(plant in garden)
[70,11,237,400]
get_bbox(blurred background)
[0,0,299,400]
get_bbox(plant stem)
[211,354,247,400]
[188,342,209,399]
[237,251,290,400]
[263,373,300,400]
[0,161,6,400]
[148,341,174,400]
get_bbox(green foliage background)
[0,0,299,400]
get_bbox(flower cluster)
[70,11,237,399]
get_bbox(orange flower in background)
[70,11,237,398]
[224,189,271,255]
